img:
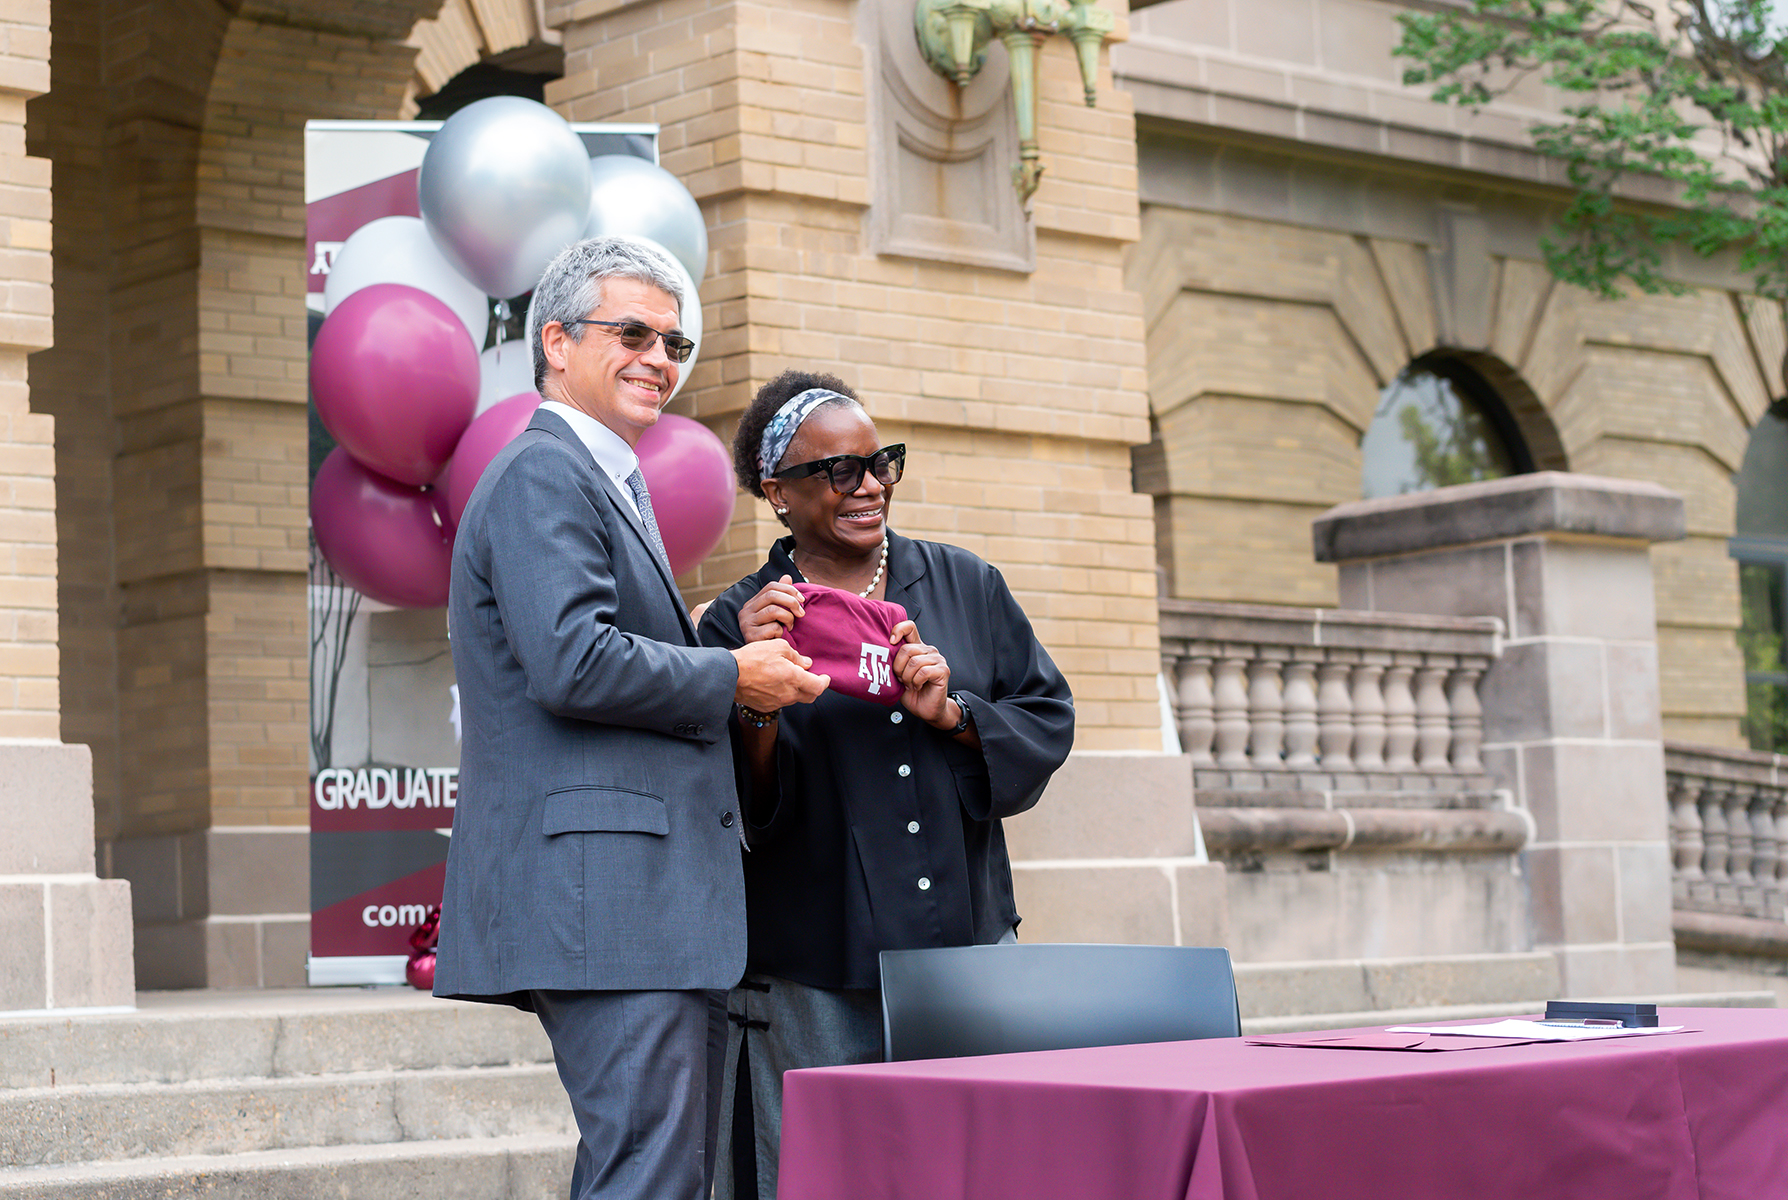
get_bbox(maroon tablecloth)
[778,1007,1788,1200]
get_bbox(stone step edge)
[0,999,554,1090]
[0,1133,577,1194]
[1242,991,1778,1036]
[0,1060,560,1103]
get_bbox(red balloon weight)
[637,413,736,575]
[406,951,436,990]
[442,391,543,532]
[311,283,480,487]
[311,447,452,608]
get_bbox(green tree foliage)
[1396,0,1788,300]
[1397,399,1510,489]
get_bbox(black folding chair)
[878,943,1241,1061]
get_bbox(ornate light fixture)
[914,0,1115,205]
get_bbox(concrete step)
[0,1134,576,1200]
[1233,951,1561,1019]
[1242,990,1779,1035]
[0,987,552,1089]
[3,1064,572,1169]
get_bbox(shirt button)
[897,764,911,778]
[907,821,921,834]
[917,877,931,891]
[890,711,904,724]
[721,811,735,828]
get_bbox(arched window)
[1361,356,1535,500]
[1733,404,1788,753]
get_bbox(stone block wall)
[0,0,54,742]
[1317,473,1686,996]
[546,0,1164,746]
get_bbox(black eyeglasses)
[772,444,906,494]
[560,318,695,363]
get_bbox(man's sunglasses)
[772,444,907,494]
[560,318,696,363]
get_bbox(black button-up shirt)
[699,534,1075,989]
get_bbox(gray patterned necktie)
[625,468,670,571]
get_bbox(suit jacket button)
[696,724,705,735]
[721,811,736,828]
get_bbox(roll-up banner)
[305,119,658,986]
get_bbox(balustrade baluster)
[1774,791,1788,892]
[1381,662,1417,772]
[1350,662,1386,770]
[1670,777,1705,882]
[1315,660,1354,769]
[1413,662,1451,771]
[1248,656,1286,769]
[1281,660,1318,768]
[1174,654,1216,765]
[1751,789,1780,911]
[1701,784,1731,887]
[1726,785,1757,890]
[1212,653,1251,769]
[1446,662,1485,773]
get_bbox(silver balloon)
[418,97,593,299]
[582,155,710,286]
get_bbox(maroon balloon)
[311,447,452,608]
[442,391,543,532]
[311,282,480,487]
[637,412,736,575]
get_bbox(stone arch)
[29,0,456,988]
[406,0,561,114]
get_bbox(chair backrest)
[878,943,1241,1062]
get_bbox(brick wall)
[0,0,54,741]
[547,0,1163,747]
[1130,192,1760,747]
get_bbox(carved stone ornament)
[859,0,1036,273]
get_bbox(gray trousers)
[531,989,729,1200]
[716,930,1017,1200]
[714,974,883,1200]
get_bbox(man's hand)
[732,638,829,712]
[738,575,804,643]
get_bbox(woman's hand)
[891,619,956,730]
[738,575,804,643]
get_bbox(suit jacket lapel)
[526,409,696,641]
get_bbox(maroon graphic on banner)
[311,861,449,958]
[306,169,422,294]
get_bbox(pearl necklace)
[857,535,889,598]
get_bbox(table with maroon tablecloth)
[778,1007,1788,1200]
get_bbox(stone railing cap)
[1312,472,1687,563]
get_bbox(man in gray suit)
[436,236,828,1200]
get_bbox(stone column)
[1314,472,1685,997]
[1,0,135,1013]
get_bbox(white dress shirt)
[540,400,644,522]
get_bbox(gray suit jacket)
[435,407,745,1005]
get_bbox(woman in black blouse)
[698,369,1075,1200]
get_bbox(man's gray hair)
[528,237,687,391]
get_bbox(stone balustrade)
[1666,743,1788,925]
[1159,599,1502,797]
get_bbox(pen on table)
[1537,1018,1624,1027]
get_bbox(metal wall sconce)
[914,0,1115,205]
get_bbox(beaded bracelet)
[736,703,781,728]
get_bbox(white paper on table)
[1385,1019,1686,1041]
